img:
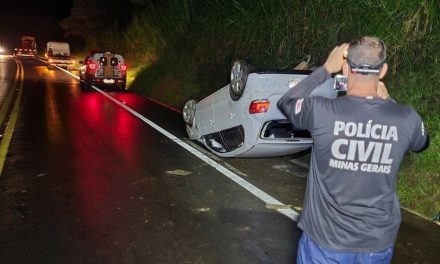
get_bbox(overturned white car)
[183,60,338,157]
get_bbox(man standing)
[277,37,429,263]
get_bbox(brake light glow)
[88,63,97,70]
[86,62,98,73]
[120,64,127,71]
[249,99,270,114]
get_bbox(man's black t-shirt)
[278,67,429,252]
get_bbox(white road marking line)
[50,61,301,222]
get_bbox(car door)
[195,94,215,136]
[212,85,244,152]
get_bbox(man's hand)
[377,81,390,99]
[323,43,349,74]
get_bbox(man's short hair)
[347,36,386,68]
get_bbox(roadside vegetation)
[62,0,439,219]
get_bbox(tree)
[60,0,133,48]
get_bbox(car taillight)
[87,62,97,71]
[120,64,127,71]
[249,99,270,114]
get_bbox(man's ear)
[342,62,349,76]
[379,63,388,79]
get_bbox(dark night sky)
[0,0,73,52]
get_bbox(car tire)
[117,80,127,91]
[183,100,197,126]
[119,83,126,91]
[80,77,93,91]
[229,60,250,101]
[85,81,93,91]
[79,75,86,90]
[80,81,91,91]
[79,80,85,90]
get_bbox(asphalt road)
[0,57,438,264]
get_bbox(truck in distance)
[13,36,37,59]
[46,41,75,70]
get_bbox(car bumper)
[198,137,312,158]
[15,53,36,58]
[50,63,75,68]
[91,78,126,84]
[236,139,312,157]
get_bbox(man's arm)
[277,66,331,118]
[410,112,430,153]
[277,44,348,118]
[277,44,349,130]
[413,135,430,153]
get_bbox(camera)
[334,74,347,91]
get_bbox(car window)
[99,57,108,66]
[110,57,119,66]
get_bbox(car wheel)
[81,77,93,91]
[118,80,127,91]
[85,81,93,91]
[80,81,91,91]
[119,83,126,91]
[79,75,86,90]
[183,100,197,126]
[79,80,85,90]
[229,60,250,101]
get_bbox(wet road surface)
[0,57,438,263]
